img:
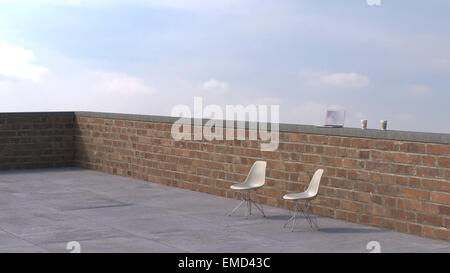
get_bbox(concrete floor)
[0,168,448,253]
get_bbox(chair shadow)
[264,215,308,221]
[263,215,388,234]
[318,227,388,234]
[0,167,86,175]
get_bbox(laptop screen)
[324,109,345,127]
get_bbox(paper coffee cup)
[361,120,368,129]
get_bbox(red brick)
[313,146,324,154]
[437,157,450,168]
[401,188,429,200]
[422,179,436,190]
[427,144,450,155]
[336,168,347,178]
[289,133,298,142]
[347,149,359,158]
[335,210,347,221]
[417,213,443,226]
[395,153,408,163]
[308,135,328,144]
[261,151,280,159]
[366,161,391,172]
[0,131,16,137]
[391,164,414,175]
[321,156,342,167]
[397,198,408,210]
[381,218,396,230]
[423,226,436,238]
[416,167,442,178]
[407,178,420,188]
[408,200,422,211]
[408,154,421,164]
[371,150,383,160]
[438,205,450,216]
[430,192,450,205]
[351,138,374,149]
[371,205,387,216]
[343,158,362,169]
[383,152,396,162]
[301,154,320,163]
[375,140,397,151]
[341,138,352,147]
[324,146,337,155]
[408,223,422,236]
[329,136,341,146]
[370,172,383,183]
[436,228,450,240]
[395,176,408,186]
[354,182,375,192]
[436,181,450,191]
[342,200,362,212]
[395,221,408,233]
[359,150,370,159]
[358,192,371,203]
[385,197,396,207]
[422,156,436,166]
[400,142,426,153]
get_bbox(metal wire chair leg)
[247,192,251,218]
[229,191,265,218]
[252,200,265,217]
[228,192,247,216]
[283,202,299,231]
[300,201,319,229]
[284,200,318,231]
[228,199,246,216]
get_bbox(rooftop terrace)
[0,168,448,253]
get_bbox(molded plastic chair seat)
[283,192,315,200]
[230,183,264,191]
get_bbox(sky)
[0,0,449,133]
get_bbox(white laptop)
[320,109,345,128]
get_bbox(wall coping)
[1,111,449,144]
[0,112,75,117]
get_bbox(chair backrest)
[244,161,267,188]
[305,169,324,198]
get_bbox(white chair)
[283,169,324,231]
[228,161,266,218]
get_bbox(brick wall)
[73,112,450,241]
[0,111,448,240]
[0,113,75,169]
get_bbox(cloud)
[201,79,229,93]
[0,41,48,83]
[93,71,156,95]
[431,58,449,70]
[320,73,369,89]
[299,70,369,89]
[0,80,9,89]
[0,0,79,4]
[251,97,282,106]
[134,0,243,13]
[410,85,432,96]
[67,0,80,6]
[366,0,381,6]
